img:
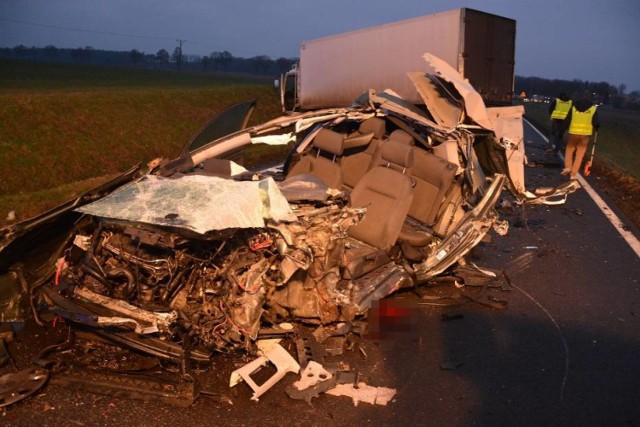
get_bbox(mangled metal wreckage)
[0,54,577,401]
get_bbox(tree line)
[515,76,640,110]
[0,44,297,76]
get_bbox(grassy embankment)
[0,60,284,225]
[523,101,640,179]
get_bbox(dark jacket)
[548,94,571,116]
[564,99,600,132]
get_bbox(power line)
[0,17,280,58]
[0,17,176,41]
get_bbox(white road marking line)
[525,118,640,258]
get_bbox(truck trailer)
[281,8,516,112]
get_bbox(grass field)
[522,101,640,179]
[0,59,272,91]
[0,60,284,224]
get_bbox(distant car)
[0,54,578,360]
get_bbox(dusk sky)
[1,0,639,91]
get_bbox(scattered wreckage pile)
[0,198,409,407]
[51,201,373,353]
[0,176,510,408]
[0,53,578,409]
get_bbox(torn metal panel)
[415,174,505,281]
[326,382,396,406]
[524,180,581,205]
[406,71,463,131]
[88,329,211,363]
[229,343,300,401]
[286,369,358,404]
[423,53,493,130]
[292,361,333,391]
[295,328,327,367]
[0,367,50,408]
[369,89,447,134]
[487,105,526,194]
[76,175,296,234]
[350,263,413,313]
[74,287,176,334]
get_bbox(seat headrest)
[358,117,386,139]
[381,140,413,169]
[313,128,344,156]
[388,129,414,146]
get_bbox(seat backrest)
[388,129,415,146]
[370,129,414,169]
[408,148,457,226]
[358,117,386,139]
[348,140,414,250]
[342,117,386,188]
[287,128,345,189]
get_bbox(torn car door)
[179,99,256,157]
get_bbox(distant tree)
[12,45,27,58]
[275,57,294,73]
[211,51,233,71]
[70,47,84,61]
[201,55,210,69]
[618,84,627,96]
[249,55,272,74]
[70,46,94,61]
[84,46,94,60]
[43,45,58,58]
[155,49,169,64]
[129,49,145,65]
[611,94,625,109]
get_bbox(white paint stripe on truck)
[524,118,640,259]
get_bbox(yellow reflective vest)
[550,99,572,120]
[568,105,597,135]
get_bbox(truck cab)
[280,64,299,113]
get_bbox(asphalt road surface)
[2,121,639,426]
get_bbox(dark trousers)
[549,119,566,152]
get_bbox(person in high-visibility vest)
[546,93,572,154]
[562,95,600,179]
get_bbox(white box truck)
[281,8,516,112]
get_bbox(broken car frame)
[0,53,577,405]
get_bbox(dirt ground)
[590,161,640,230]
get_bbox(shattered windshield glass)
[76,175,296,234]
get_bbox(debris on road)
[325,382,396,406]
[230,343,300,401]
[0,367,50,408]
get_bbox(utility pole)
[176,39,185,73]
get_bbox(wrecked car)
[0,54,577,382]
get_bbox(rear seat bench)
[341,117,387,189]
[285,127,346,190]
[284,118,458,264]
[344,139,415,279]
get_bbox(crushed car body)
[0,54,576,399]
